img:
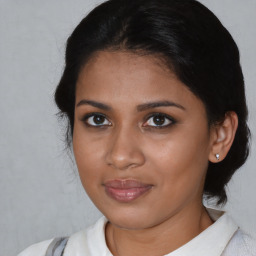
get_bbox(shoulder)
[17,217,108,256]
[63,216,108,255]
[17,239,53,256]
[222,229,256,256]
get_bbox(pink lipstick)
[104,179,152,202]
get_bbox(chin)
[111,219,151,230]
[104,208,159,230]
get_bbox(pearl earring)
[215,153,220,161]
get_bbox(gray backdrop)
[0,1,255,255]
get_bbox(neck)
[105,203,213,256]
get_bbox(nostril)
[105,146,145,170]
[104,128,146,170]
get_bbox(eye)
[83,113,111,127]
[143,113,175,128]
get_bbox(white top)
[18,208,256,256]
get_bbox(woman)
[18,0,255,255]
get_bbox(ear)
[208,111,238,163]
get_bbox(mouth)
[104,179,153,203]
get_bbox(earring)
[215,153,220,161]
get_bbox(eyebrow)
[137,100,186,112]
[76,99,111,111]
[76,99,185,112]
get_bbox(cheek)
[145,125,210,189]
[73,126,105,185]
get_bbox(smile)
[104,179,153,203]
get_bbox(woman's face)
[73,51,215,229]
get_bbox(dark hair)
[55,0,250,205]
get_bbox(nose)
[105,127,145,170]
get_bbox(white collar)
[65,208,238,256]
[165,208,238,256]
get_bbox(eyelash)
[81,112,176,129]
[81,113,111,128]
[143,113,176,129]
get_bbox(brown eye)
[144,114,174,128]
[153,115,166,126]
[93,115,106,125]
[85,114,111,126]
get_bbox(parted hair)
[55,0,250,205]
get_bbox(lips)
[104,179,153,202]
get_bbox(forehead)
[77,50,175,87]
[76,51,203,111]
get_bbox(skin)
[73,51,238,256]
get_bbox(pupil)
[153,115,165,125]
[93,115,105,124]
